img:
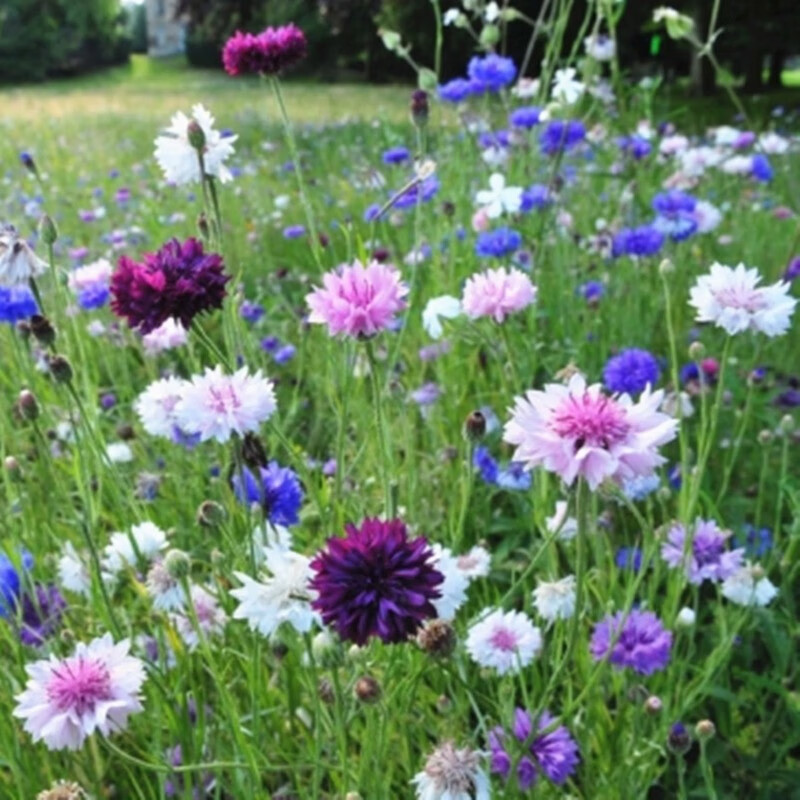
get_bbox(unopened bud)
[39,214,58,246]
[667,722,692,755]
[4,456,21,476]
[16,389,39,421]
[644,695,663,715]
[757,429,773,446]
[480,24,501,48]
[187,119,206,151]
[197,500,226,528]
[318,677,335,704]
[345,793,362,800]
[116,423,136,441]
[47,355,73,383]
[464,410,487,442]
[30,314,56,346]
[20,151,38,176]
[688,341,705,361]
[241,432,268,468]
[416,618,457,657]
[779,414,795,434]
[695,719,715,740]
[197,212,211,241]
[15,320,31,339]
[676,607,695,627]
[354,675,381,704]
[410,90,429,127]
[659,258,674,276]
[164,549,190,580]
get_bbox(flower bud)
[780,414,795,434]
[658,258,674,276]
[241,432,268,468]
[15,320,32,339]
[187,119,206,151]
[667,722,692,755]
[197,500,227,528]
[318,677,335,704]
[197,212,211,241]
[345,793,362,800]
[30,314,56,346]
[16,389,39,421]
[688,341,705,361]
[417,68,438,94]
[480,24,501,48]
[416,618,456,657]
[695,719,715,740]
[644,695,663,715]
[47,355,73,383]
[410,90,429,128]
[20,151,38,176]
[757,429,773,446]
[4,455,21,478]
[676,607,696,627]
[463,410,487,442]
[38,214,58,246]
[164,549,191,580]
[354,675,381,704]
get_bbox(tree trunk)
[769,50,785,89]
[743,47,764,94]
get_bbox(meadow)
[0,15,799,800]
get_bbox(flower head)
[661,519,744,584]
[475,173,523,218]
[466,608,542,675]
[141,317,189,354]
[422,294,461,339]
[309,518,443,645]
[0,225,47,286]
[222,25,307,76]
[551,67,584,105]
[474,227,522,258]
[111,238,229,333]
[721,563,777,606]
[689,262,796,337]
[467,54,517,92]
[154,104,237,185]
[533,575,576,622]
[590,609,672,674]
[504,373,678,490]
[489,708,580,788]
[13,634,146,750]
[231,462,304,526]
[539,120,586,155]
[306,260,408,338]
[412,741,490,800]
[171,585,228,650]
[603,348,661,395]
[18,584,67,646]
[0,285,38,323]
[612,225,664,257]
[462,267,536,323]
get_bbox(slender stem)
[365,341,395,518]
[699,739,719,800]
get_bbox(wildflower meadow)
[1,3,799,799]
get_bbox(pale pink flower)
[134,376,187,438]
[141,318,189,354]
[465,608,542,675]
[503,373,678,490]
[175,366,277,443]
[13,634,146,751]
[67,259,113,292]
[305,259,409,338]
[171,585,228,650]
[462,267,536,323]
[471,208,491,232]
[689,262,796,337]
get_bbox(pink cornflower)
[13,634,146,751]
[305,259,409,338]
[222,25,307,76]
[462,267,536,323]
[175,366,277,443]
[504,373,678,490]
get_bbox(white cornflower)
[692,199,723,233]
[721,564,777,607]
[175,366,277,443]
[67,258,113,293]
[546,500,578,541]
[141,318,188,355]
[679,146,723,177]
[689,262,796,337]
[713,126,742,147]
[431,545,470,620]
[455,545,491,580]
[659,134,689,156]
[443,8,464,25]
[412,741,490,800]
[251,522,294,562]
[481,146,508,168]
[758,132,789,155]
[231,547,318,637]
[551,68,585,105]
[0,225,47,286]
[58,543,91,596]
[154,103,237,186]
[584,33,616,61]
[146,561,184,611]
[465,608,542,675]
[171,585,228,650]
[134,376,187,438]
[720,155,753,175]
[533,575,576,622]
[484,1,500,22]
[422,295,462,339]
[475,173,523,218]
[105,442,133,464]
[102,522,167,576]
[512,77,540,99]
[676,607,696,626]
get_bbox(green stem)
[365,341,394,518]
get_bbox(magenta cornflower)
[503,373,678,490]
[462,267,537,323]
[305,259,409,338]
[13,634,146,750]
[489,708,580,789]
[661,519,744,584]
[222,25,307,76]
[110,238,229,334]
[309,518,443,645]
[590,609,672,675]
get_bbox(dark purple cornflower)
[539,120,586,155]
[784,256,800,282]
[382,147,410,165]
[231,462,304,526]
[110,238,229,334]
[18,584,66,646]
[222,24,307,76]
[611,225,664,258]
[475,227,522,258]
[774,388,800,407]
[260,335,280,352]
[489,708,580,789]
[239,300,265,323]
[309,518,443,645]
[467,54,517,91]
[603,348,661,395]
[590,609,672,675]
[509,106,542,129]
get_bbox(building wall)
[146,0,186,57]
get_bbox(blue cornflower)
[0,551,33,617]
[232,462,304,526]
[496,462,532,490]
[579,280,605,304]
[652,190,697,216]
[475,227,522,258]
[283,224,306,239]
[273,344,296,365]
[78,284,110,310]
[393,176,439,209]
[520,184,552,212]
[260,335,280,353]
[617,135,652,159]
[751,154,773,182]
[240,301,265,323]
[736,525,772,558]
[509,106,542,129]
[679,362,700,385]
[382,147,410,165]
[611,225,664,258]
[622,474,661,501]
[539,120,586,155]
[0,286,38,323]
[478,130,512,149]
[364,203,381,222]
[615,546,643,572]
[653,214,697,242]
[467,54,517,91]
[603,348,661,394]
[438,78,482,103]
[473,446,499,484]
